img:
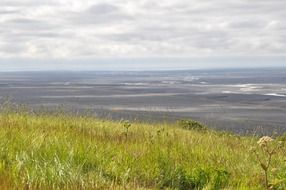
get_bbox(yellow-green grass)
[0,112,285,189]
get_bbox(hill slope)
[0,112,285,189]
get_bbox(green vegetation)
[177,119,207,131]
[0,110,285,189]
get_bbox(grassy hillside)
[0,111,285,189]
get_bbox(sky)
[0,0,285,70]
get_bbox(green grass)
[0,111,285,189]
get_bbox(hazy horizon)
[1,56,286,71]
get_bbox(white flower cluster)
[257,136,273,147]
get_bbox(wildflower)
[121,120,131,140]
[257,136,273,147]
[253,136,281,189]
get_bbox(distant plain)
[1,68,286,134]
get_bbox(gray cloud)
[69,3,133,26]
[0,9,20,15]
[0,0,59,7]
[88,3,119,15]
[0,0,285,59]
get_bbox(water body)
[0,68,286,135]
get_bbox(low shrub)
[177,119,207,131]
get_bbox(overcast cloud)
[0,0,285,61]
